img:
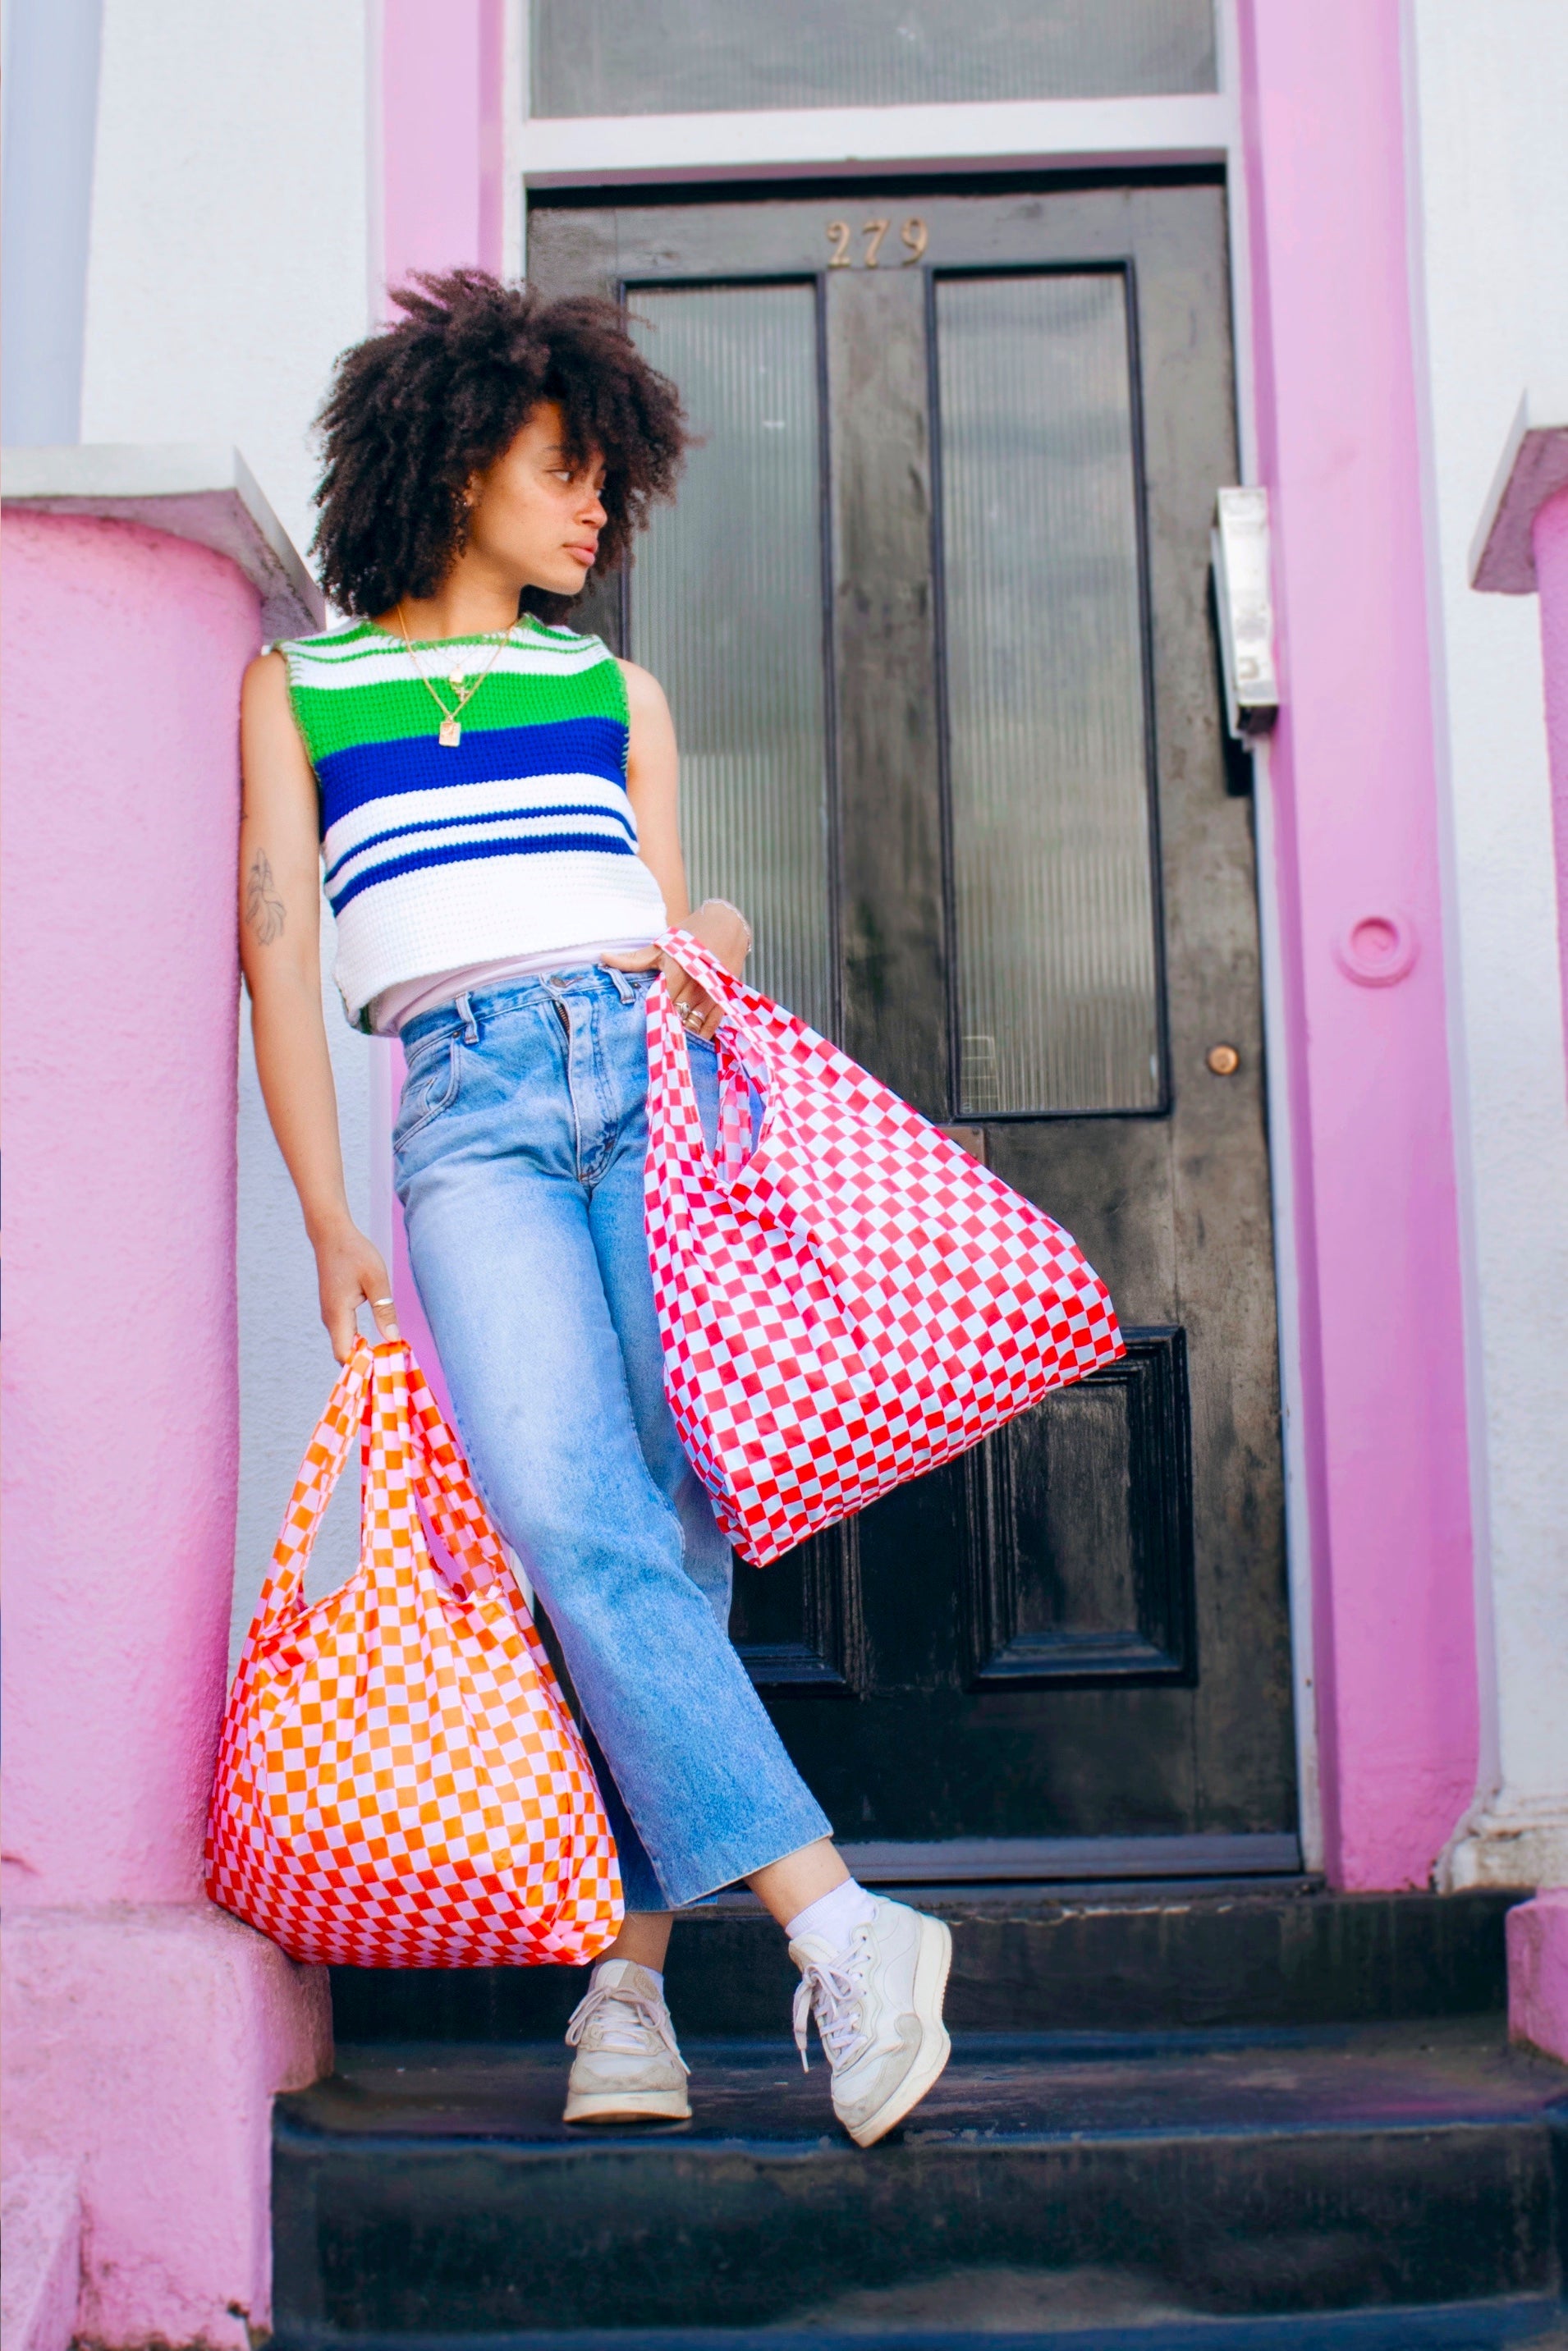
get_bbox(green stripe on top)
[282,618,628,767]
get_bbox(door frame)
[367,0,1324,1870]
[525,177,1292,1871]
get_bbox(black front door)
[530,180,1297,1877]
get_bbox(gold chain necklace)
[395,603,518,748]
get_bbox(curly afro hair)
[310,269,689,622]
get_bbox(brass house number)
[826,217,928,268]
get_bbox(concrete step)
[273,2309,1568,2350]
[328,1886,1524,2046]
[273,2015,1567,2341]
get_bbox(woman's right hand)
[603,896,751,1041]
[313,1220,401,1363]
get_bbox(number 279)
[827,217,928,268]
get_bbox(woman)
[241,270,951,2147]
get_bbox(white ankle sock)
[786,1878,877,1951]
[594,1959,663,1996]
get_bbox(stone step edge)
[319,2019,1516,2055]
[265,2287,1566,2351]
[275,2111,1560,2163]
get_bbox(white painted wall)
[77,0,378,1645]
[1408,0,1568,1887]
[80,0,371,566]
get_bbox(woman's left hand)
[603,898,750,1041]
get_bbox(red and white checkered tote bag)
[646,929,1126,1570]
[205,1338,623,1968]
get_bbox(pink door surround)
[379,0,507,298]
[1233,0,1479,1889]
[374,0,513,1420]
[369,0,1487,1895]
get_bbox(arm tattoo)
[245,850,287,944]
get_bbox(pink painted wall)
[1239,0,1479,1886]
[3,512,249,1907]
[1534,487,1568,1080]
[1507,1890,1568,2064]
[1,510,331,2344]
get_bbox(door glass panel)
[532,0,1217,116]
[935,271,1162,1116]
[628,283,832,1038]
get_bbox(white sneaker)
[789,1895,952,2147]
[562,1959,691,2124]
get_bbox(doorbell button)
[1335,910,1419,987]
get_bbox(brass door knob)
[1206,1043,1240,1076]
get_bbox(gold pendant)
[438,717,461,748]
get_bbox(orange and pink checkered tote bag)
[646,929,1126,1570]
[206,1338,622,1967]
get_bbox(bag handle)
[657,925,750,1014]
[404,1354,511,1599]
[653,928,775,1185]
[250,1337,374,1640]
[359,1340,515,1604]
[250,1336,516,1656]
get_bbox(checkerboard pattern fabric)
[646,931,1126,1570]
[206,1339,623,1968]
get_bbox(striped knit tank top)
[281,616,666,1029]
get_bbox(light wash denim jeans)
[393,963,832,1913]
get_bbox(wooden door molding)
[728,1522,865,1698]
[826,264,950,1113]
[965,1327,1196,1690]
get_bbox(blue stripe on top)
[315,715,630,831]
[328,829,639,915]
[322,798,638,890]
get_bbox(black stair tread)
[274,2021,1566,2331]
[279,2016,1566,2152]
[328,1888,1524,2043]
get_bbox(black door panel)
[530,181,1296,1869]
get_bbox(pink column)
[1497,483,1568,2055]
[1238,0,1478,1886]
[2,511,331,2347]
[1534,487,1568,1068]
